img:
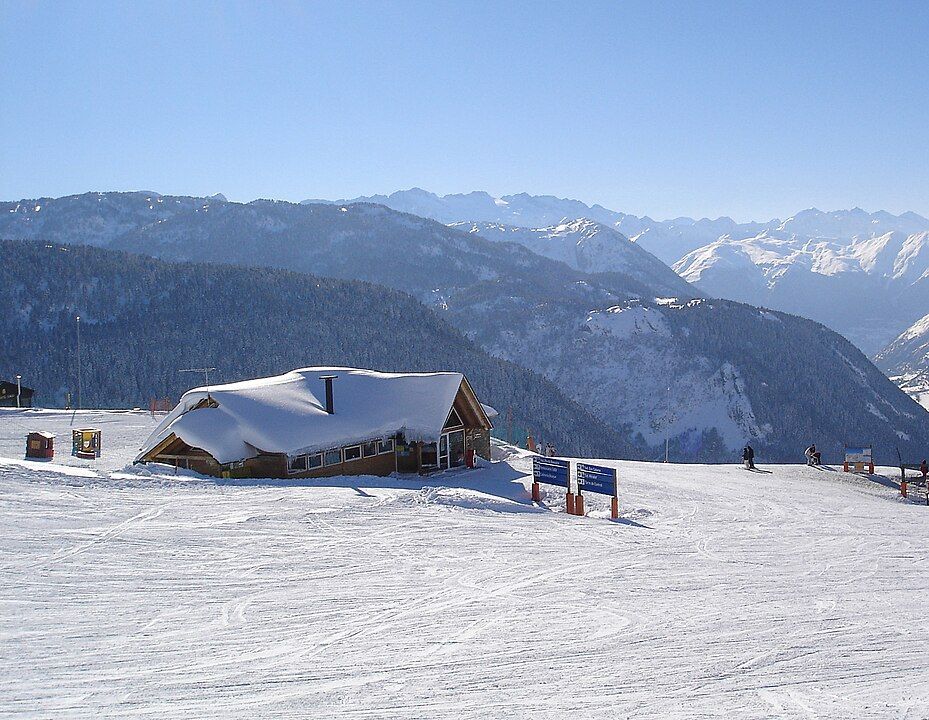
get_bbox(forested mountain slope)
[0,240,637,458]
[437,288,929,463]
[875,312,929,407]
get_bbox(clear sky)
[2,0,928,221]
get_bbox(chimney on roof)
[319,375,338,414]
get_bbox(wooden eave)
[453,377,493,430]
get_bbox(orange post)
[611,496,619,520]
[574,494,585,516]
[868,463,875,474]
[843,461,849,472]
[531,482,541,502]
[901,480,908,498]
[566,492,575,515]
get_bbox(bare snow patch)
[585,305,671,338]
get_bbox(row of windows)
[288,438,395,474]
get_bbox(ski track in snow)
[1,410,929,718]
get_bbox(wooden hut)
[25,432,54,459]
[135,367,494,479]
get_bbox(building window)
[324,448,341,466]
[307,453,322,469]
[362,440,378,458]
[288,455,307,474]
[343,445,361,462]
[378,438,395,454]
[444,407,463,430]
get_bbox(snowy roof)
[137,367,476,465]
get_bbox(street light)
[664,385,672,463]
[15,374,21,409]
[76,315,82,410]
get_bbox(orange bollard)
[869,463,875,474]
[565,492,575,515]
[901,480,908,498]
[574,494,585,516]
[531,482,541,502]
[611,496,619,520]
[843,461,849,472]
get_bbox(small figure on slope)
[742,445,755,470]
[805,444,821,466]
[526,433,537,454]
[546,442,556,458]
[922,460,929,506]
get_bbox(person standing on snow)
[742,445,755,470]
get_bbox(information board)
[845,446,872,464]
[577,462,617,496]
[532,456,569,487]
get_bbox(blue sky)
[2,1,928,220]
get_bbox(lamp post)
[15,374,21,409]
[664,385,671,463]
[76,316,82,410]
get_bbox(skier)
[805,444,821,466]
[920,459,928,481]
[546,442,556,458]
[526,433,536,453]
[742,445,755,470]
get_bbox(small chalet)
[135,367,494,479]
[0,381,34,408]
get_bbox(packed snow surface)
[2,409,929,718]
[138,367,467,464]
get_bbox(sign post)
[577,462,619,520]
[532,456,572,513]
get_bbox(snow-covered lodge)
[136,367,494,479]
[0,380,33,408]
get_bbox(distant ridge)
[306,188,929,266]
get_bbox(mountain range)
[674,223,929,354]
[2,190,928,462]
[449,219,693,296]
[309,188,769,265]
[306,190,929,388]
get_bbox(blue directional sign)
[532,456,570,487]
[577,462,617,496]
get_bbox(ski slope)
[2,409,929,718]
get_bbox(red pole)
[574,493,585,516]
[565,491,575,515]
[611,496,619,519]
[531,482,541,502]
